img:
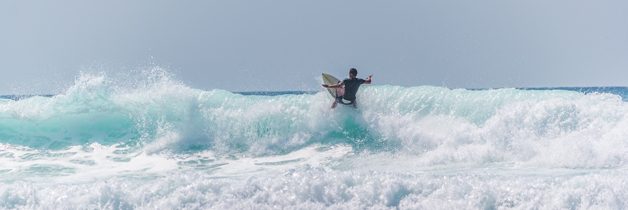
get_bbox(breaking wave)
[1,69,628,209]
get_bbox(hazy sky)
[1,0,627,94]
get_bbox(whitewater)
[1,70,628,209]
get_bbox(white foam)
[0,143,177,183]
[1,162,626,209]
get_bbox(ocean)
[1,72,628,209]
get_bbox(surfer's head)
[349,68,358,78]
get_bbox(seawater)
[1,72,628,209]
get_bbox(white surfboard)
[322,73,341,97]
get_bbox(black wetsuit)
[336,78,366,104]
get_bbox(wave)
[2,69,628,209]
[1,70,628,168]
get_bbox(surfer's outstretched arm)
[322,81,344,88]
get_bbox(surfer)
[322,68,372,108]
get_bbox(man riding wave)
[322,68,372,108]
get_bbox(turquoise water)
[1,72,628,209]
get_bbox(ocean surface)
[1,72,628,209]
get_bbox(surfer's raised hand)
[322,84,329,88]
[365,75,373,84]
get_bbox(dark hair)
[349,68,358,76]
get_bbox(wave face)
[1,70,628,209]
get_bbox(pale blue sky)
[1,0,627,94]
